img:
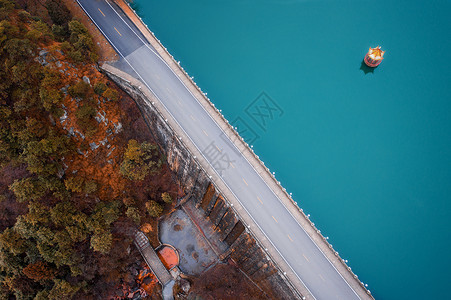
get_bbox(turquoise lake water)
[133,0,451,298]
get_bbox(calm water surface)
[133,0,451,298]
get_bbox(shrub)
[51,24,67,41]
[64,176,84,193]
[68,80,90,98]
[122,197,135,207]
[93,82,106,95]
[17,10,31,23]
[59,41,72,53]
[126,207,140,225]
[102,87,119,101]
[161,192,172,204]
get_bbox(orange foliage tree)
[22,261,55,281]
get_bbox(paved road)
[78,1,361,299]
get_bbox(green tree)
[36,241,56,264]
[40,88,63,112]
[40,69,63,113]
[146,200,163,218]
[83,180,97,194]
[17,10,31,23]
[4,38,35,63]
[0,0,14,20]
[65,212,89,242]
[45,0,71,26]
[21,132,70,176]
[0,248,24,275]
[65,225,87,243]
[67,20,97,63]
[53,230,71,249]
[25,21,52,43]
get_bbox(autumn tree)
[161,192,172,203]
[9,177,46,202]
[146,200,163,218]
[90,230,112,254]
[20,131,70,176]
[120,139,161,181]
[40,69,63,114]
[93,82,106,95]
[68,80,90,98]
[26,202,51,226]
[102,87,119,101]
[75,103,97,135]
[125,206,140,225]
[0,227,27,255]
[48,279,79,300]
[22,261,55,281]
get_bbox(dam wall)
[102,63,300,299]
[101,1,375,299]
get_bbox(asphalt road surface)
[77,1,361,299]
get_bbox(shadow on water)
[360,59,376,75]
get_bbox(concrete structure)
[77,1,374,299]
[134,231,172,286]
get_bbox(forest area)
[0,0,180,298]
